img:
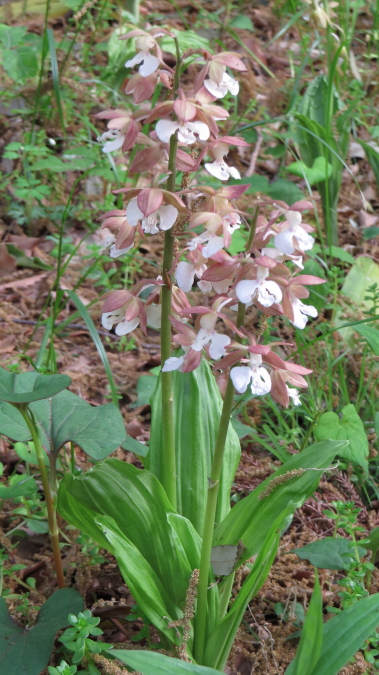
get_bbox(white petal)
[204,160,230,181]
[109,244,133,258]
[146,304,161,329]
[156,119,180,144]
[158,204,178,230]
[126,198,144,226]
[102,134,124,153]
[125,52,145,68]
[236,279,259,304]
[213,278,232,294]
[192,327,211,352]
[141,215,159,234]
[274,227,295,255]
[285,210,302,228]
[202,235,225,257]
[209,333,231,360]
[291,299,318,329]
[138,52,160,77]
[228,165,241,179]
[230,366,252,394]
[162,356,184,372]
[175,261,196,292]
[293,225,314,252]
[197,279,212,293]
[102,311,117,330]
[115,316,140,335]
[187,121,210,141]
[224,73,239,95]
[287,386,301,405]
[204,78,229,98]
[250,366,271,396]
[257,280,282,307]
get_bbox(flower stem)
[194,208,258,663]
[19,406,65,588]
[160,38,181,510]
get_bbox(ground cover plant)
[1,0,379,673]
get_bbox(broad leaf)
[213,441,347,562]
[97,516,182,644]
[111,650,220,675]
[292,537,366,571]
[338,256,379,343]
[0,390,126,460]
[309,593,379,675]
[286,574,322,675]
[121,434,149,457]
[0,402,31,441]
[0,588,83,675]
[57,459,198,610]
[148,358,240,534]
[354,324,379,356]
[314,404,368,472]
[31,390,126,458]
[0,368,71,404]
[0,475,36,500]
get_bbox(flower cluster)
[95,30,324,408]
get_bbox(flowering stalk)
[160,38,181,509]
[19,406,65,589]
[193,212,257,662]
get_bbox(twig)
[245,128,263,177]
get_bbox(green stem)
[19,406,65,589]
[194,209,258,662]
[160,38,181,510]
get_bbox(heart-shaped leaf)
[0,588,84,675]
[314,404,368,472]
[0,390,126,459]
[287,156,333,184]
[0,368,71,404]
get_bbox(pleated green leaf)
[213,440,347,561]
[147,358,241,534]
[97,516,182,644]
[285,573,322,675]
[57,459,197,610]
[110,650,221,675]
[286,593,379,675]
[203,513,285,671]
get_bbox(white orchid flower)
[204,72,240,98]
[261,246,304,269]
[125,36,160,77]
[236,266,282,307]
[290,298,318,329]
[156,119,210,146]
[97,130,125,154]
[274,210,314,255]
[102,303,161,336]
[126,198,178,233]
[204,142,241,181]
[230,353,271,396]
[103,235,133,259]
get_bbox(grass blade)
[47,28,65,133]
[65,290,119,407]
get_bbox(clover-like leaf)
[314,404,368,472]
[0,368,71,404]
[0,588,84,675]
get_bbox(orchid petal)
[156,119,180,143]
[209,333,231,360]
[157,204,178,230]
[175,261,196,292]
[230,366,252,393]
[126,198,144,226]
[162,356,185,372]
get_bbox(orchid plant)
[56,27,347,672]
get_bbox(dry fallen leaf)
[0,244,17,278]
[0,273,48,291]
